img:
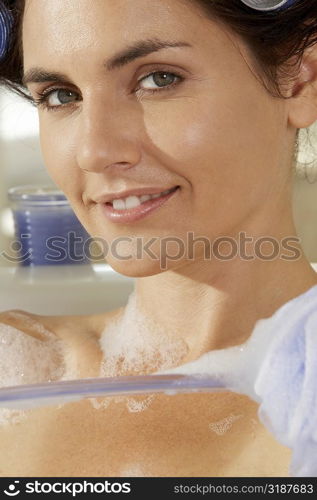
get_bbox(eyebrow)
[22,38,192,86]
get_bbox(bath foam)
[89,393,156,413]
[125,394,156,413]
[0,319,74,426]
[88,397,110,410]
[156,316,278,403]
[98,290,189,412]
[1,311,80,382]
[209,413,243,436]
[3,310,58,339]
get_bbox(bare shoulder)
[37,306,124,341]
[0,306,124,342]
[0,309,68,389]
[0,308,57,341]
[0,306,124,382]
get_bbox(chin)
[106,257,171,278]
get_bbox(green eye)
[140,72,178,89]
[34,88,80,111]
[44,89,78,106]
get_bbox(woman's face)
[22,0,291,276]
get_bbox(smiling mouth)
[101,185,180,224]
[106,186,180,211]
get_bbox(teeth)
[112,199,126,210]
[111,187,177,210]
[125,196,141,209]
[140,195,151,203]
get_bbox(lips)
[108,186,178,210]
[94,185,180,205]
[100,185,180,224]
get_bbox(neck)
[134,213,317,361]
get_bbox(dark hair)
[1,0,317,174]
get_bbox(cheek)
[141,93,277,237]
[142,97,216,163]
[142,95,258,198]
[39,123,91,233]
[39,119,82,197]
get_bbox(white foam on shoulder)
[3,311,58,340]
[99,291,189,376]
[0,319,73,426]
[0,323,65,387]
[156,316,278,403]
[98,291,189,412]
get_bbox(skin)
[21,0,317,350]
[0,308,292,477]
[1,0,317,476]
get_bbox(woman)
[0,0,317,477]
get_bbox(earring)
[296,160,317,184]
[295,127,317,184]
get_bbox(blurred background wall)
[1,87,317,266]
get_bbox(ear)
[288,44,317,129]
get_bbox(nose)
[76,96,142,173]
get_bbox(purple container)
[8,185,91,267]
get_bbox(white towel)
[254,283,317,477]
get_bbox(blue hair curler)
[240,0,299,11]
[0,1,13,60]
